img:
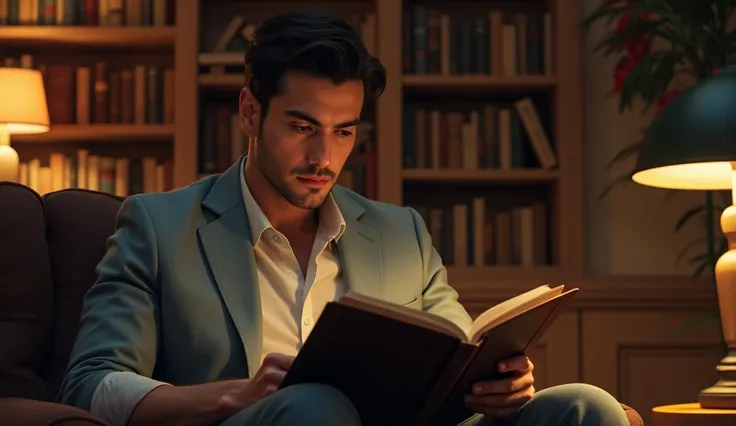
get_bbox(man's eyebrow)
[284,110,362,129]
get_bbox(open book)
[280,284,578,426]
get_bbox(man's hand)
[465,355,535,421]
[221,353,295,411]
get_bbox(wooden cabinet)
[582,310,723,426]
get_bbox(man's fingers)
[473,373,534,395]
[262,353,296,370]
[263,368,287,384]
[498,355,533,373]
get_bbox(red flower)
[656,89,682,114]
[614,56,636,92]
[616,11,653,61]
[626,37,649,61]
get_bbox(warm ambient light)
[0,67,50,182]
[632,161,735,190]
[632,59,736,410]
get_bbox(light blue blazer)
[58,159,473,412]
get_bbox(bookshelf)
[0,1,178,196]
[0,0,583,286]
[371,0,583,285]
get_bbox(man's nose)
[307,132,331,170]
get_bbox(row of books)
[0,0,173,26]
[5,54,174,126]
[403,98,556,170]
[18,150,172,197]
[414,198,548,267]
[404,7,553,76]
[199,107,248,174]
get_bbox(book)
[280,284,578,426]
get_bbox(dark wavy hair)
[244,9,387,118]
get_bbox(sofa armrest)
[0,397,110,426]
[621,403,644,426]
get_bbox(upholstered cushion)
[0,183,54,400]
[42,189,123,399]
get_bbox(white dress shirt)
[239,159,347,366]
[90,158,347,425]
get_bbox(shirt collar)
[239,157,346,245]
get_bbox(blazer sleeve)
[407,207,474,335]
[57,195,164,412]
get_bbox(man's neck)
[244,160,318,237]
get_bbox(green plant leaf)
[675,205,707,231]
[671,311,720,336]
[688,252,709,265]
[675,237,707,264]
[598,171,634,200]
[605,140,645,171]
[689,253,713,278]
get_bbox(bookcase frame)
[0,0,584,287]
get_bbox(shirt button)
[272,235,282,244]
[303,318,311,326]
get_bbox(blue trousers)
[219,382,630,426]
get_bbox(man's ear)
[239,87,261,138]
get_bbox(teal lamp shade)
[632,64,736,190]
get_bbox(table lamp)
[0,67,50,182]
[632,62,736,409]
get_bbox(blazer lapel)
[333,188,383,299]
[197,160,262,376]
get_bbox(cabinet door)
[582,310,723,426]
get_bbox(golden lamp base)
[699,350,736,410]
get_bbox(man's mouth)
[297,176,331,187]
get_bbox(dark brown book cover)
[46,65,75,125]
[120,69,134,124]
[280,287,577,426]
[109,71,122,124]
[94,62,109,123]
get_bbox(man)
[58,9,629,426]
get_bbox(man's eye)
[338,130,353,137]
[293,124,312,133]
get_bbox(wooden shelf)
[402,74,557,90]
[198,74,244,91]
[0,26,176,48]
[198,52,243,66]
[402,168,559,183]
[12,125,175,143]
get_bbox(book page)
[338,292,468,341]
[467,284,565,343]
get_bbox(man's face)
[240,71,364,209]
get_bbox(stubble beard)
[256,137,332,210]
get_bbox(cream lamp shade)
[0,67,50,182]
